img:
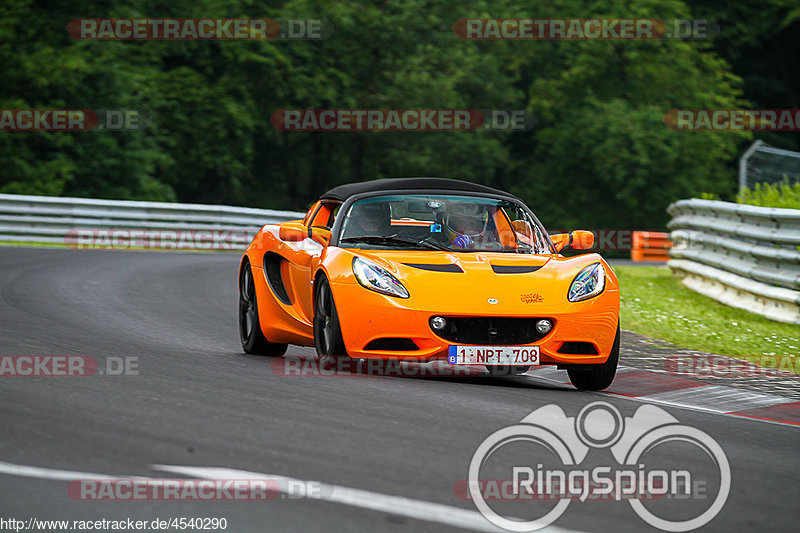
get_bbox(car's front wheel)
[239,261,288,356]
[313,276,348,370]
[567,325,620,391]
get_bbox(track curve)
[0,247,797,532]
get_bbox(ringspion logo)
[467,402,729,531]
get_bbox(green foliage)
[0,0,779,229]
[737,181,800,209]
[512,0,749,229]
[686,0,800,152]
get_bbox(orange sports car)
[238,178,620,390]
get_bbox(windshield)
[338,194,552,253]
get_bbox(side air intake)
[263,252,292,305]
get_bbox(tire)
[567,325,620,391]
[313,276,348,370]
[485,365,531,376]
[239,261,288,356]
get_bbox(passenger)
[345,202,391,237]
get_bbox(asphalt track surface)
[1,246,798,532]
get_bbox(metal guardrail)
[0,193,305,249]
[5,193,799,322]
[667,198,800,324]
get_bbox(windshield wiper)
[340,234,451,251]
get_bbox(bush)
[737,181,800,209]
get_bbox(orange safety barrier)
[631,231,672,262]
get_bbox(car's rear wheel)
[313,276,348,370]
[567,325,620,391]
[239,261,288,356]
[485,365,531,376]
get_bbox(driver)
[345,201,391,237]
[443,209,493,249]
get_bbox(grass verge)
[615,264,799,358]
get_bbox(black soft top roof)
[320,177,519,202]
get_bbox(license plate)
[447,345,540,365]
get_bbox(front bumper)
[330,280,619,365]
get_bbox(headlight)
[568,263,605,302]
[353,257,410,299]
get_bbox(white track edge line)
[528,375,800,429]
[0,461,585,533]
[153,465,585,533]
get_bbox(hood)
[350,250,612,314]
[358,250,551,273]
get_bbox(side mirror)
[279,222,307,242]
[310,226,331,246]
[550,230,595,252]
[570,230,594,250]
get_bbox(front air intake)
[363,338,420,351]
[557,342,599,355]
[431,317,550,345]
